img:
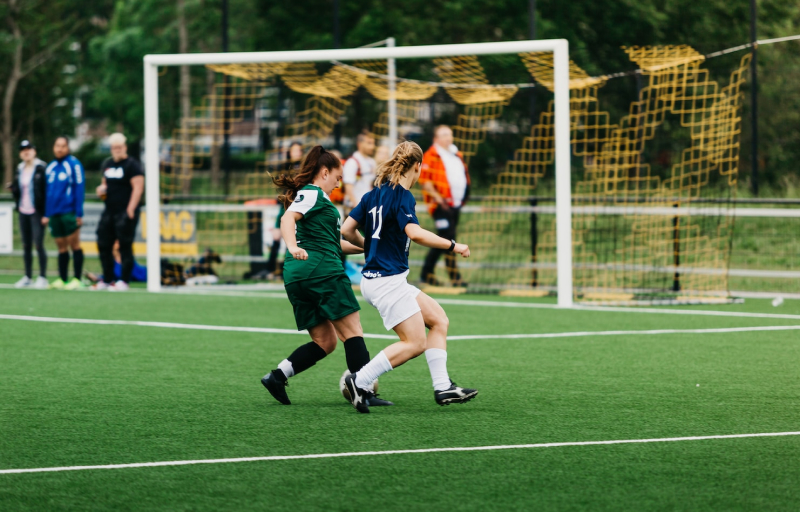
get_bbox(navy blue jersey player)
[341,141,478,413]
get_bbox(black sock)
[73,249,84,279]
[343,336,370,374]
[58,252,69,282]
[286,341,327,376]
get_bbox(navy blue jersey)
[349,184,419,279]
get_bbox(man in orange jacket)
[418,125,470,286]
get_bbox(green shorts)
[49,213,78,238]
[284,272,361,331]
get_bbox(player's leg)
[64,221,83,289]
[262,320,337,405]
[52,235,69,288]
[417,291,478,405]
[344,312,426,413]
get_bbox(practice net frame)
[142,40,575,305]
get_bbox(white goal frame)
[143,39,574,307]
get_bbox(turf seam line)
[2,431,799,475]
[3,314,800,341]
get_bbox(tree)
[0,0,88,184]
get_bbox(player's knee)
[316,338,337,355]
[408,336,427,356]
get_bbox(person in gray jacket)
[7,140,48,288]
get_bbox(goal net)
[135,40,753,305]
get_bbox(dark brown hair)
[272,145,341,207]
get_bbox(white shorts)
[360,270,421,330]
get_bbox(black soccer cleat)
[365,391,394,407]
[262,370,291,405]
[344,373,370,414]
[434,380,478,406]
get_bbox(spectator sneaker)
[109,281,130,292]
[14,276,31,288]
[64,277,84,290]
[33,276,49,289]
[91,281,111,291]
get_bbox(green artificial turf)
[1,288,799,510]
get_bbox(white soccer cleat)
[14,276,32,288]
[33,276,49,289]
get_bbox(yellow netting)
[162,49,749,298]
[457,47,750,300]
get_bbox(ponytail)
[272,145,342,207]
[374,141,423,188]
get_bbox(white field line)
[2,314,799,341]
[448,324,800,340]
[3,283,800,321]
[2,431,799,475]
[0,314,398,339]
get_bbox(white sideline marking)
[2,314,799,342]
[0,314,395,340]
[3,283,800,321]
[447,324,800,340]
[2,431,799,475]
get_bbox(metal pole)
[222,0,231,196]
[143,61,162,292]
[332,0,342,150]
[387,37,398,147]
[528,0,536,125]
[553,40,573,307]
[750,0,759,196]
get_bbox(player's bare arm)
[404,223,469,257]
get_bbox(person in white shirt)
[342,131,377,213]
[7,140,48,288]
[418,125,471,286]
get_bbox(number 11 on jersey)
[369,205,383,239]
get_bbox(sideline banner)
[0,205,12,253]
[80,204,198,257]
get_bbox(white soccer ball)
[340,369,377,402]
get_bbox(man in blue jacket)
[43,136,85,290]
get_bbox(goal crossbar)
[142,39,573,306]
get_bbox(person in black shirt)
[93,132,144,291]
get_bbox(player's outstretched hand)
[454,243,470,258]
[290,247,308,260]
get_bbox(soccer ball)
[339,369,377,402]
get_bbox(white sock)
[355,351,392,389]
[425,349,451,391]
[277,359,294,378]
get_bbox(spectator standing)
[8,140,48,288]
[342,131,376,213]
[418,125,470,286]
[92,133,144,291]
[43,136,85,290]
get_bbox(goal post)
[142,39,574,305]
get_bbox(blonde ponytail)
[374,141,423,188]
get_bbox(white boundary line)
[448,324,800,340]
[2,314,799,341]
[2,431,799,475]
[2,283,800,320]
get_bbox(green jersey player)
[261,146,392,407]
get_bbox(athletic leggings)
[19,212,47,278]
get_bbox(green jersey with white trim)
[283,185,344,284]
